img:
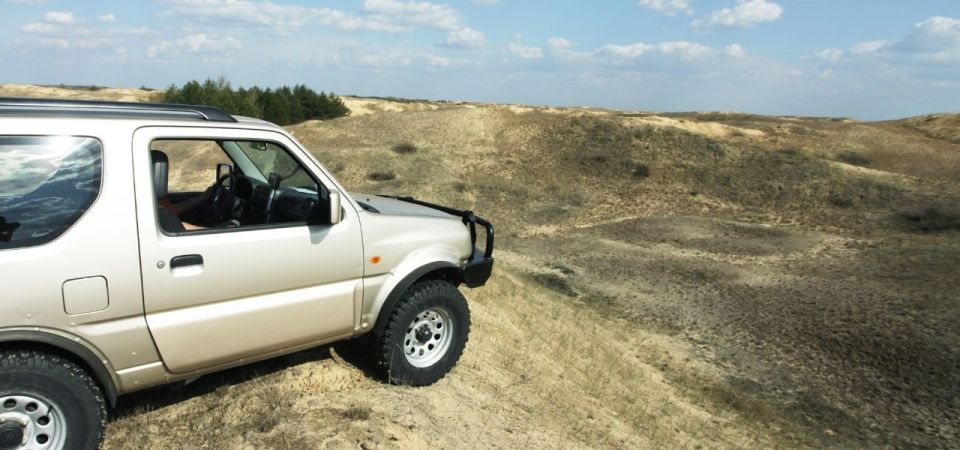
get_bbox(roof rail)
[0,97,238,123]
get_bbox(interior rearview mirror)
[329,192,343,225]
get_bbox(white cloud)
[418,53,468,68]
[598,43,656,60]
[161,0,473,34]
[20,10,154,49]
[851,39,892,55]
[507,41,543,59]
[546,37,595,62]
[21,22,57,33]
[422,54,452,67]
[361,0,463,31]
[599,41,717,61]
[176,33,242,53]
[41,37,116,49]
[147,41,174,59]
[43,11,74,24]
[657,41,713,59]
[596,40,748,64]
[815,48,843,62]
[115,26,152,36]
[815,16,960,65]
[692,0,782,30]
[724,43,747,58]
[638,0,693,16]
[98,13,117,23]
[147,33,242,59]
[344,51,463,70]
[160,0,406,33]
[445,27,486,48]
[471,0,499,4]
[896,16,960,62]
[548,37,572,51]
[355,52,413,68]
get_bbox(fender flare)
[371,261,462,336]
[0,330,118,407]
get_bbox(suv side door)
[132,126,364,373]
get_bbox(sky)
[1,0,959,120]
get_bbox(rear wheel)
[0,351,106,450]
[375,280,470,386]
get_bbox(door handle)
[170,254,203,269]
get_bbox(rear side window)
[0,136,103,250]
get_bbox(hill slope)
[3,84,958,448]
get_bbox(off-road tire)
[0,350,107,450]
[375,280,470,386]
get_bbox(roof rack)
[0,97,238,123]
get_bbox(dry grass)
[105,264,792,449]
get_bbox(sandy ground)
[0,84,159,102]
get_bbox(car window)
[0,136,102,249]
[151,140,232,193]
[149,138,324,234]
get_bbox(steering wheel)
[209,172,237,221]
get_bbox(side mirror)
[329,192,343,225]
[267,172,281,190]
[216,163,233,182]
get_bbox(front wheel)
[374,280,471,386]
[0,351,106,450]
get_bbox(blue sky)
[2,0,958,119]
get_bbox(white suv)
[0,98,493,450]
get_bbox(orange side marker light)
[371,256,382,264]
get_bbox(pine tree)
[160,78,348,123]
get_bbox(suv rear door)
[132,126,363,373]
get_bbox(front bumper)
[380,195,495,288]
[461,248,494,288]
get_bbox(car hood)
[350,193,456,219]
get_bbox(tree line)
[161,77,350,125]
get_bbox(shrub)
[161,77,349,125]
[828,192,855,208]
[837,151,872,167]
[531,273,578,297]
[545,116,725,178]
[391,142,417,154]
[367,171,396,181]
[329,161,346,173]
[898,206,960,232]
[342,405,372,421]
[632,163,650,179]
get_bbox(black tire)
[0,350,107,450]
[375,280,470,386]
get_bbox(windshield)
[232,140,318,192]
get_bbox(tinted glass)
[0,136,103,249]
